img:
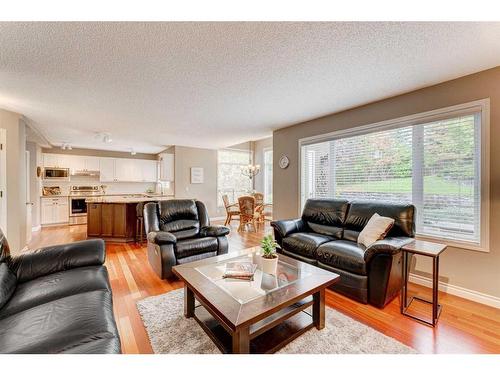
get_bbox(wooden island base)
[87,202,138,242]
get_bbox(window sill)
[415,234,489,253]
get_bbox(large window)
[300,101,489,248]
[264,149,273,203]
[217,149,252,207]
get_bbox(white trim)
[298,99,491,253]
[409,273,500,309]
[209,216,227,221]
[0,128,6,234]
[31,225,41,232]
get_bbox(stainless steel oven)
[69,186,102,225]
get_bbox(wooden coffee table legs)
[184,285,195,318]
[313,289,325,330]
[232,326,250,354]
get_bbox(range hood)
[71,170,100,177]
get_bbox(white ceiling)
[1,22,499,153]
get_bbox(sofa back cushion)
[0,229,16,309]
[158,199,200,235]
[343,201,415,241]
[302,199,350,239]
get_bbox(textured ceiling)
[1,22,500,153]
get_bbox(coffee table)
[172,247,340,354]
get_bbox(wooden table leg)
[184,285,195,318]
[432,256,439,326]
[313,288,325,330]
[232,326,250,354]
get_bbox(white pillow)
[357,213,395,248]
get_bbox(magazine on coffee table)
[223,261,258,281]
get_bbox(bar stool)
[136,202,146,244]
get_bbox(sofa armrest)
[11,239,106,283]
[200,225,230,237]
[364,237,413,263]
[270,218,306,238]
[147,231,177,246]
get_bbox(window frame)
[217,148,253,208]
[298,99,490,253]
[263,147,273,204]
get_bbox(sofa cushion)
[343,201,415,241]
[0,266,111,319]
[0,263,17,310]
[357,213,395,247]
[0,290,120,354]
[175,237,219,259]
[282,232,332,259]
[316,240,367,275]
[302,199,349,239]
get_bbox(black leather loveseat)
[0,229,121,353]
[144,199,230,279]
[271,199,415,308]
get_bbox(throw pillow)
[357,213,395,248]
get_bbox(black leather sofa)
[144,199,230,279]
[0,229,121,353]
[271,199,415,308]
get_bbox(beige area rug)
[136,289,417,354]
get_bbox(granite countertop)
[85,194,175,204]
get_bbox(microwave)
[43,167,70,181]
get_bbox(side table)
[401,240,447,327]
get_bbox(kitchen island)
[85,194,175,242]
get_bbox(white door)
[99,158,116,182]
[0,129,6,234]
[25,150,32,242]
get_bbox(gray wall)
[273,66,500,299]
[173,146,218,217]
[0,109,27,253]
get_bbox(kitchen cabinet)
[99,157,157,182]
[87,202,135,241]
[41,197,69,225]
[99,157,116,182]
[66,155,100,174]
[43,154,71,168]
[158,153,174,181]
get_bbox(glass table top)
[195,251,311,304]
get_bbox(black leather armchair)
[271,199,415,308]
[144,199,229,279]
[0,229,121,353]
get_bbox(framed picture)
[190,167,204,184]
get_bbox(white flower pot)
[261,256,278,275]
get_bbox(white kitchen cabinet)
[99,157,116,182]
[85,157,100,171]
[43,154,71,168]
[41,197,69,225]
[114,158,137,182]
[158,153,174,181]
[140,160,158,182]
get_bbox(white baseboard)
[209,216,226,221]
[409,273,500,309]
[31,225,41,232]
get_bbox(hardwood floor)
[27,223,500,354]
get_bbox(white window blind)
[301,113,481,244]
[217,149,252,207]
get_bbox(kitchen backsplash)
[41,175,174,196]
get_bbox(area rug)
[136,289,417,354]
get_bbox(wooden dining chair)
[237,195,259,232]
[252,192,271,226]
[222,194,240,226]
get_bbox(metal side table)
[401,240,447,327]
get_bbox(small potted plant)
[260,234,278,275]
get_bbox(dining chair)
[237,195,259,232]
[252,192,271,226]
[222,194,240,226]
